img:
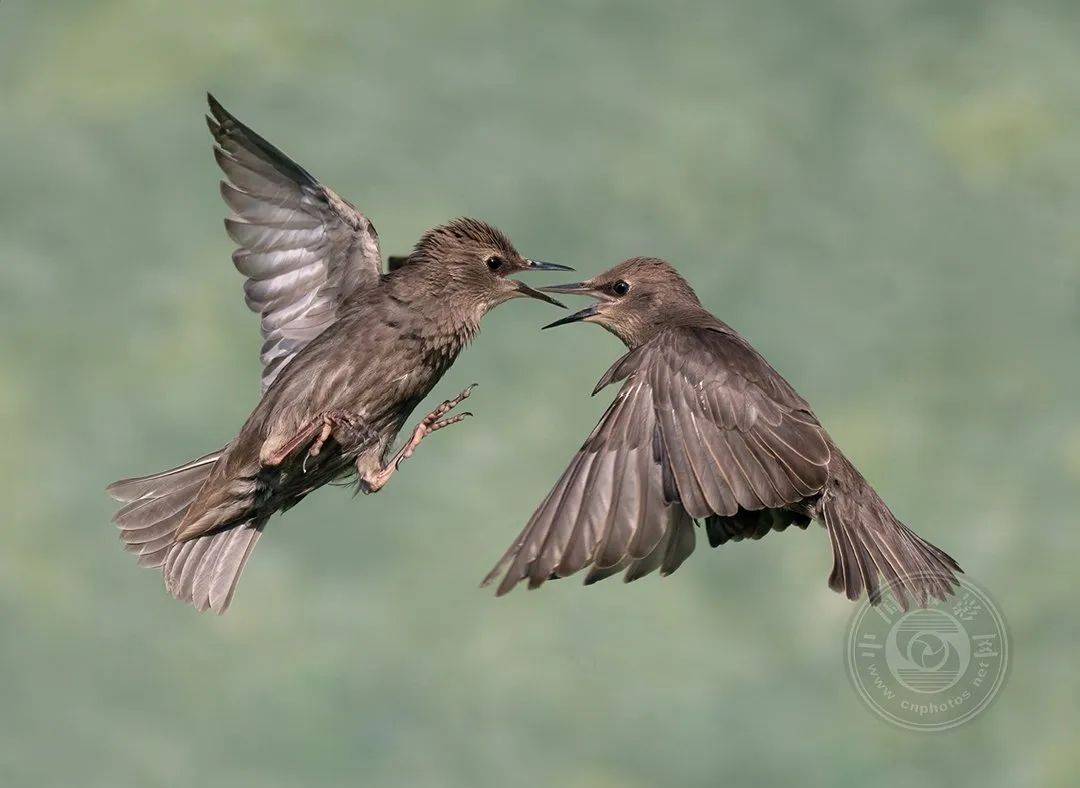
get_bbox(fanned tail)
[822,456,962,610]
[162,519,266,613]
[108,449,264,614]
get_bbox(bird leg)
[261,409,370,469]
[359,384,476,493]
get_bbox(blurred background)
[2,1,1077,785]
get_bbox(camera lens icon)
[886,610,970,693]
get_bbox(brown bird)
[107,95,569,613]
[484,258,961,609]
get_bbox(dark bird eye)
[486,256,504,271]
[612,280,630,296]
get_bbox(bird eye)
[612,280,630,296]
[486,256,504,271]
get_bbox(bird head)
[405,218,571,315]
[539,257,702,347]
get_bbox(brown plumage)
[108,95,569,613]
[484,258,962,609]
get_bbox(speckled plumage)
[486,258,962,609]
[108,96,566,613]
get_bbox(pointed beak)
[538,281,604,328]
[542,303,599,329]
[513,280,566,308]
[538,281,595,296]
[524,259,574,272]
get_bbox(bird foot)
[262,409,370,469]
[359,384,476,493]
[400,384,477,461]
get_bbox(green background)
[2,1,1077,785]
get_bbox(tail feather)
[822,461,961,610]
[114,480,204,537]
[108,449,265,614]
[111,455,221,568]
[107,449,222,502]
[165,521,265,614]
[135,526,180,568]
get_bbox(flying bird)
[108,95,569,613]
[484,258,961,609]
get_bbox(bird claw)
[263,409,371,471]
[429,411,473,433]
[401,411,473,462]
[362,386,477,492]
[308,410,365,461]
[421,384,477,428]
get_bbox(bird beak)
[538,281,605,328]
[542,303,599,329]
[524,259,574,272]
[512,280,566,308]
[538,281,594,296]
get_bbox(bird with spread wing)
[108,95,569,613]
[485,258,961,609]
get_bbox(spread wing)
[483,326,832,594]
[207,94,383,391]
[482,372,695,595]
[643,326,831,520]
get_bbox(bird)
[107,95,570,614]
[483,257,961,609]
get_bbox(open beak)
[538,281,597,296]
[538,281,606,328]
[513,280,566,308]
[524,259,574,272]
[542,303,599,329]
[508,260,574,307]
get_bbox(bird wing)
[483,326,831,594]
[483,370,686,595]
[207,94,383,392]
[639,326,831,520]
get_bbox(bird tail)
[108,449,265,614]
[822,455,962,610]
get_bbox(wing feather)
[484,368,693,594]
[207,95,382,391]
[652,328,831,514]
[486,325,835,594]
[660,508,697,576]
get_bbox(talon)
[430,412,472,433]
[359,395,474,493]
[308,418,334,458]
